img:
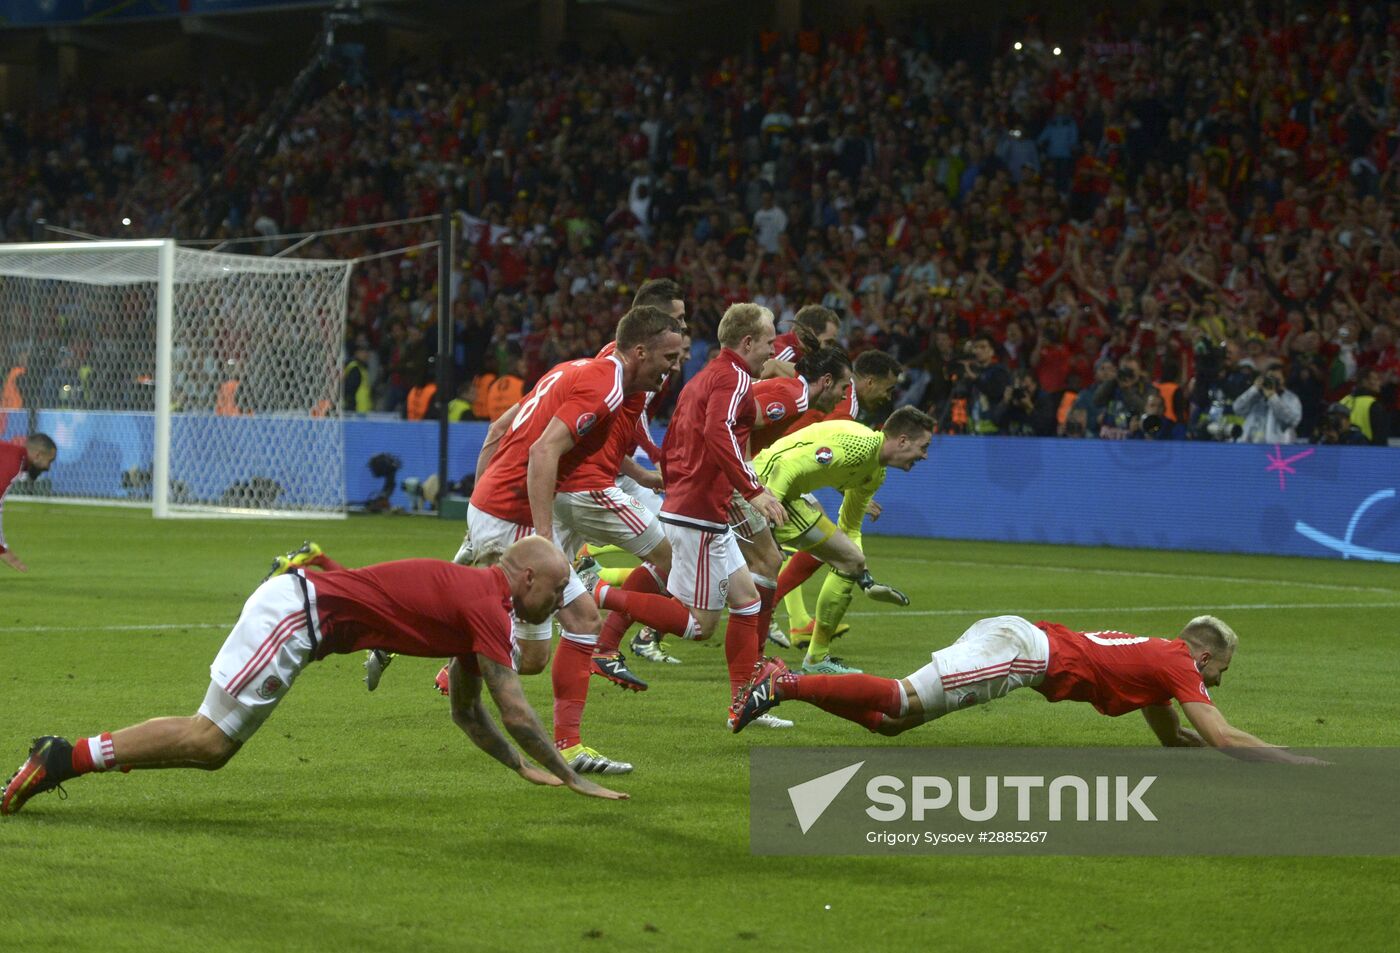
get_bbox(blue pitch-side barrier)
[4,411,1398,562]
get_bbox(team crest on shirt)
[765,401,786,421]
[814,446,834,466]
[576,412,598,436]
[256,675,284,700]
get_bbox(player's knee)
[831,553,865,576]
[517,640,553,674]
[647,550,672,578]
[558,596,601,633]
[753,552,782,580]
[691,609,720,640]
[189,718,239,769]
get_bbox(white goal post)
[0,239,353,517]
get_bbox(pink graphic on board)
[1265,446,1315,491]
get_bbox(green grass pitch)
[1,503,1397,952]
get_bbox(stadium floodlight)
[0,239,352,518]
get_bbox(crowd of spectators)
[2,0,1397,444]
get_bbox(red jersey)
[772,331,804,364]
[660,348,764,527]
[748,375,810,456]
[594,340,665,474]
[310,561,514,672]
[1033,622,1214,716]
[564,391,650,491]
[471,356,625,523]
[0,441,28,553]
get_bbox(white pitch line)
[5,601,1398,634]
[845,601,1400,618]
[0,622,228,634]
[896,557,1398,594]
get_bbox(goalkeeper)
[748,406,934,675]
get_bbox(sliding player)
[731,614,1323,764]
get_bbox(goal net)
[0,240,352,517]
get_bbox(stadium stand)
[1,0,1396,444]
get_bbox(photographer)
[955,332,1012,435]
[1129,392,1186,441]
[1232,360,1303,444]
[1313,402,1370,446]
[1338,368,1393,446]
[992,370,1058,436]
[1092,356,1152,438]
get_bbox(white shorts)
[616,473,662,515]
[554,486,665,560]
[463,503,587,641]
[200,574,321,743]
[907,615,1050,719]
[661,518,746,612]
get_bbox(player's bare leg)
[2,710,242,815]
[731,498,785,651]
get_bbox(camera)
[1140,413,1165,436]
[1011,387,1027,401]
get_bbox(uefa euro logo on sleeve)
[765,401,786,421]
[575,412,597,436]
[814,447,834,466]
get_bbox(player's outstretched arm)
[526,419,577,541]
[446,658,560,786]
[1141,704,1205,747]
[0,549,27,573]
[1180,702,1327,764]
[478,655,630,800]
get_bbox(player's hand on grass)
[0,551,28,573]
[566,775,630,800]
[517,762,565,786]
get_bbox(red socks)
[724,602,764,698]
[550,638,593,750]
[594,565,696,651]
[776,551,824,599]
[72,733,116,775]
[754,581,777,643]
[811,701,887,732]
[777,673,902,717]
